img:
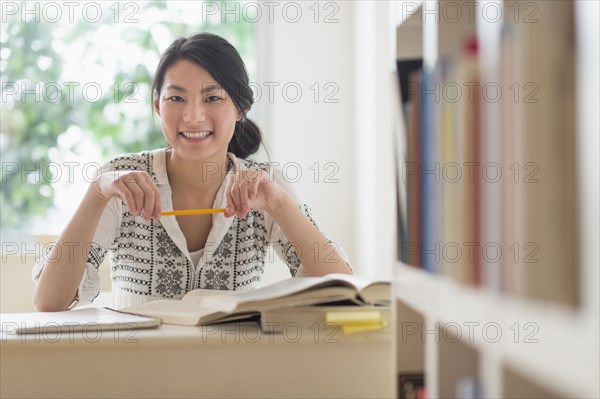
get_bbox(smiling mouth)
[179,131,213,140]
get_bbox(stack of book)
[120,273,391,333]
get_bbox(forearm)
[268,193,352,277]
[33,186,109,311]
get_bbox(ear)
[237,108,249,121]
[153,95,161,117]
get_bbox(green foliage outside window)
[0,1,255,234]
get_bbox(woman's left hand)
[225,168,286,219]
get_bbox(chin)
[173,145,228,163]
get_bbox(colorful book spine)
[406,70,423,268]
[420,67,441,273]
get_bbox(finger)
[137,172,162,219]
[123,177,144,215]
[152,184,162,219]
[225,175,236,218]
[247,170,263,200]
[135,177,155,220]
[115,180,137,214]
[230,178,243,217]
[238,179,249,218]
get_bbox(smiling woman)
[31,32,353,312]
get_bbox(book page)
[190,274,385,306]
[119,300,234,325]
[360,284,392,305]
[181,289,234,302]
[200,275,354,310]
[320,273,388,293]
[122,299,230,314]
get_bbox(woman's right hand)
[91,170,162,220]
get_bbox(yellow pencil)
[161,208,226,216]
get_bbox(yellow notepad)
[325,310,382,324]
[326,310,387,334]
[339,321,388,335]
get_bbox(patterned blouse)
[32,149,349,309]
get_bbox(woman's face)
[155,59,242,162]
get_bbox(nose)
[182,102,206,123]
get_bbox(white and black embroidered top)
[32,149,348,309]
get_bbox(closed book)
[420,67,442,274]
[0,307,161,334]
[394,59,423,264]
[392,69,408,263]
[500,20,521,295]
[454,37,481,286]
[439,58,460,281]
[407,70,423,267]
[510,1,578,305]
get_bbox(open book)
[119,273,390,326]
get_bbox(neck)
[166,150,230,194]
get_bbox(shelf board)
[394,263,600,398]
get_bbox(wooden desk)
[1,321,393,398]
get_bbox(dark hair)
[152,32,262,159]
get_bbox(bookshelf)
[393,1,599,398]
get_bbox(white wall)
[256,1,398,280]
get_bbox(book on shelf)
[1,307,161,335]
[396,59,423,109]
[455,376,483,399]
[419,66,442,274]
[392,68,409,264]
[398,372,425,399]
[500,19,520,296]
[439,57,460,282]
[393,58,423,264]
[405,69,423,268]
[118,273,391,327]
[453,36,482,286]
[500,0,578,305]
[395,6,423,268]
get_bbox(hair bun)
[229,118,262,159]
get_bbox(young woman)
[33,32,352,311]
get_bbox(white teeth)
[181,131,212,139]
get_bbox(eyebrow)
[165,84,222,94]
